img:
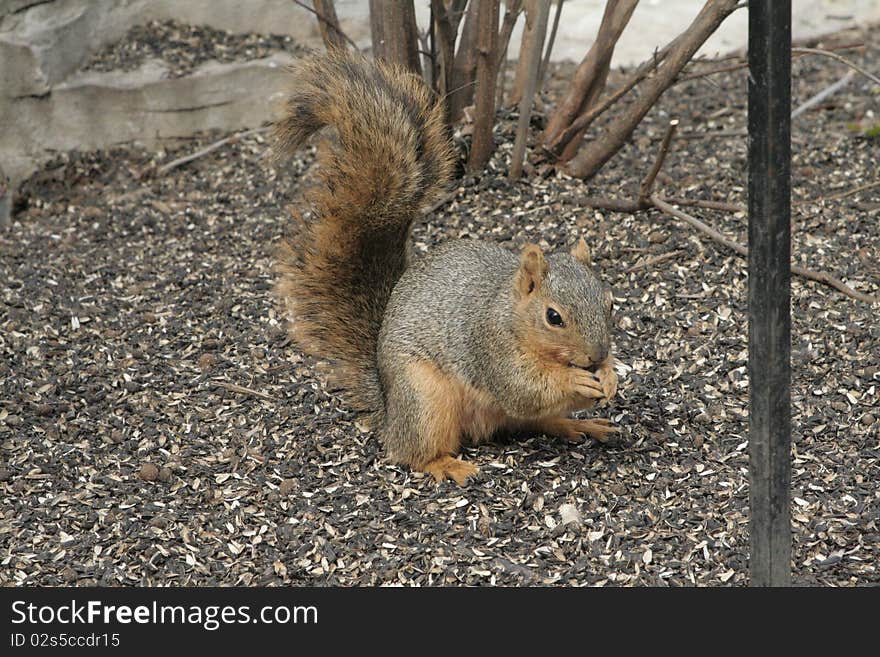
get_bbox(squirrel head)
[512,239,613,370]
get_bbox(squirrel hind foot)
[420,456,478,486]
[568,418,617,443]
[533,416,617,443]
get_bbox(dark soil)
[1,26,878,586]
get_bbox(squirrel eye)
[546,307,564,327]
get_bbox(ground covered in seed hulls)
[1,25,878,587]
[84,20,304,77]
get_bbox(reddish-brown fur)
[273,51,619,486]
[404,353,617,483]
[273,49,455,413]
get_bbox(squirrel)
[273,49,618,485]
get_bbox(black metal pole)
[748,1,792,586]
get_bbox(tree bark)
[494,0,523,107]
[544,33,681,157]
[509,0,552,179]
[509,0,540,106]
[566,0,740,179]
[536,0,565,92]
[312,0,349,50]
[381,1,422,75]
[496,0,524,69]
[369,0,386,59]
[432,0,466,113]
[468,0,501,171]
[543,0,638,161]
[450,0,480,121]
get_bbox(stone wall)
[0,0,360,185]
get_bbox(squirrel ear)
[571,237,591,265]
[516,243,548,297]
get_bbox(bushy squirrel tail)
[273,49,455,412]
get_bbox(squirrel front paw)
[567,367,606,401]
[595,361,618,402]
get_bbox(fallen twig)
[576,84,876,304]
[639,119,679,203]
[791,70,854,119]
[826,180,880,201]
[423,189,458,216]
[794,179,880,206]
[214,381,275,401]
[676,42,865,84]
[157,127,270,175]
[788,262,879,304]
[580,197,645,213]
[582,194,876,302]
[678,129,747,139]
[651,195,748,256]
[625,249,684,273]
[791,47,880,87]
[651,196,879,304]
[660,196,745,213]
[580,119,680,213]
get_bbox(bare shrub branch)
[536,0,565,92]
[509,0,552,180]
[294,0,356,50]
[381,1,422,74]
[468,0,502,171]
[542,0,638,161]
[565,0,740,180]
[450,0,480,121]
